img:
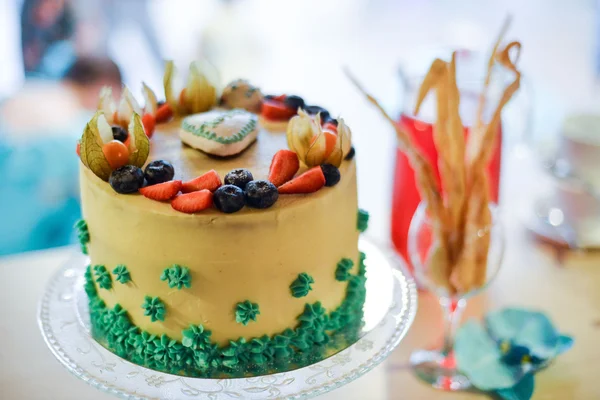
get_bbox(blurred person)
[21,0,76,79]
[0,57,122,256]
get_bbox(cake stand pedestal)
[38,238,417,400]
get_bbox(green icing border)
[181,110,257,145]
[85,252,367,378]
[357,209,369,233]
[74,219,90,255]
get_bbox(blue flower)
[455,308,573,400]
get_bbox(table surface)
[3,0,600,399]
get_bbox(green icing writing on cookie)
[357,209,369,233]
[290,273,315,298]
[335,258,354,282]
[182,110,257,145]
[160,265,191,290]
[93,265,112,290]
[113,265,131,284]
[85,251,367,378]
[74,219,90,255]
[235,300,260,325]
[141,296,166,322]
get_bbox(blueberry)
[157,100,166,107]
[214,185,246,213]
[112,126,128,143]
[323,117,338,126]
[144,160,175,185]
[264,94,275,101]
[109,165,144,194]
[344,146,356,160]
[224,168,254,189]
[284,95,305,110]
[245,180,279,209]
[320,164,341,187]
[303,105,330,122]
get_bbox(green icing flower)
[107,313,137,357]
[221,338,249,369]
[84,265,97,297]
[93,265,112,290]
[358,251,367,275]
[167,339,188,369]
[298,302,330,346]
[335,258,354,281]
[141,296,166,322]
[272,333,293,361]
[235,300,260,325]
[248,335,274,365]
[74,219,90,255]
[357,209,369,232]
[160,264,192,290]
[152,334,181,365]
[190,343,221,372]
[129,330,156,359]
[298,302,328,330]
[290,273,314,298]
[112,265,131,284]
[182,324,212,350]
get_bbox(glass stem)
[440,298,466,358]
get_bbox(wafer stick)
[344,67,453,288]
[468,15,512,161]
[451,169,490,291]
[469,41,521,172]
[446,53,468,260]
[412,58,467,269]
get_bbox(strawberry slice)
[268,150,300,187]
[140,180,182,201]
[261,100,296,121]
[278,167,326,194]
[182,170,222,193]
[142,113,156,138]
[171,189,213,213]
[155,103,174,123]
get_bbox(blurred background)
[1,0,600,256]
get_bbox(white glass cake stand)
[38,237,417,400]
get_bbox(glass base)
[410,349,471,391]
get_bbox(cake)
[75,61,369,378]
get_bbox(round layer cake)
[77,75,367,377]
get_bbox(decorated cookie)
[180,109,258,157]
[220,79,263,113]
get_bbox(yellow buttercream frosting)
[81,118,359,346]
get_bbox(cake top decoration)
[180,109,259,157]
[220,79,263,113]
[164,60,220,116]
[79,111,149,181]
[286,110,352,168]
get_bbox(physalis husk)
[163,60,220,115]
[286,109,352,168]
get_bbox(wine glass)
[408,201,505,391]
